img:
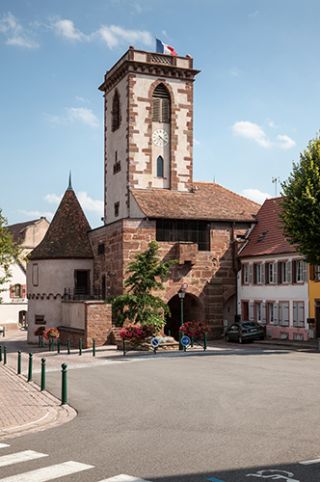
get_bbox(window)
[98,243,105,255]
[112,90,121,131]
[242,264,249,285]
[113,151,121,174]
[156,156,164,177]
[267,302,277,324]
[35,315,45,325]
[278,261,289,284]
[253,263,262,284]
[311,265,320,281]
[265,262,275,284]
[156,219,210,251]
[152,83,170,123]
[278,302,289,326]
[255,301,262,322]
[293,259,304,283]
[293,301,305,327]
[74,270,90,296]
[14,284,22,298]
[32,264,39,286]
[114,202,120,217]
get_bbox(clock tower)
[99,47,199,225]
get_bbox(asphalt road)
[1,345,320,482]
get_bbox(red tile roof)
[7,219,44,244]
[239,197,296,258]
[131,182,259,222]
[29,189,93,260]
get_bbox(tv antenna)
[272,177,280,196]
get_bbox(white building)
[0,218,49,330]
[237,198,312,341]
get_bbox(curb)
[0,365,76,441]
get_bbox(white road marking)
[98,475,151,482]
[0,444,9,449]
[300,457,320,465]
[0,451,47,468]
[0,460,94,481]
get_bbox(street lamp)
[178,283,188,350]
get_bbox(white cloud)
[229,67,240,78]
[53,19,87,42]
[241,188,271,204]
[0,12,39,48]
[98,24,153,49]
[66,107,99,128]
[45,191,103,215]
[277,134,296,150]
[46,107,100,128]
[232,121,272,148]
[19,209,54,220]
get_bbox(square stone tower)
[99,47,199,225]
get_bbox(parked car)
[225,321,265,343]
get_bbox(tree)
[281,135,320,264]
[112,241,174,330]
[0,209,20,302]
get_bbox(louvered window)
[152,84,170,123]
[112,90,121,132]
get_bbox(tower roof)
[29,188,93,260]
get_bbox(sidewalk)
[0,364,76,440]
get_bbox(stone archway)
[165,293,204,341]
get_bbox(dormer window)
[152,83,170,123]
[112,90,121,131]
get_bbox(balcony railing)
[63,288,104,301]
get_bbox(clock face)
[152,129,169,147]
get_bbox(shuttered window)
[152,84,170,123]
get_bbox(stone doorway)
[165,293,204,341]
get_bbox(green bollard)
[92,339,96,357]
[123,339,126,356]
[3,346,7,365]
[27,353,33,381]
[67,339,71,355]
[79,338,82,356]
[61,363,67,405]
[168,329,171,337]
[191,336,194,348]
[40,335,44,348]
[0,345,2,362]
[17,351,21,375]
[57,338,61,354]
[41,358,46,391]
[203,333,207,351]
[51,337,55,352]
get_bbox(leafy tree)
[112,241,174,330]
[0,209,20,302]
[281,135,320,264]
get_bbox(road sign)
[181,335,191,347]
[151,337,160,348]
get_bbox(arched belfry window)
[112,90,121,132]
[152,83,170,123]
[157,156,164,178]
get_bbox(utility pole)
[272,177,280,197]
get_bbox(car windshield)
[242,322,258,329]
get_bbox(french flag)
[156,38,177,56]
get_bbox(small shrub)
[34,326,46,337]
[179,321,208,338]
[43,327,60,340]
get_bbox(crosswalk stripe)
[0,444,9,449]
[0,461,94,482]
[98,475,151,482]
[0,451,47,468]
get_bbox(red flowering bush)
[43,327,60,340]
[34,326,46,337]
[179,321,208,338]
[119,324,147,342]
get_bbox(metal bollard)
[79,338,82,356]
[41,358,46,391]
[3,346,7,365]
[0,345,2,362]
[17,351,21,375]
[61,363,67,405]
[123,339,126,356]
[191,336,194,348]
[67,339,71,355]
[27,353,33,381]
[92,339,96,357]
[57,338,61,354]
[203,333,207,351]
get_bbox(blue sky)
[1,0,319,228]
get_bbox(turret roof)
[29,188,93,260]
